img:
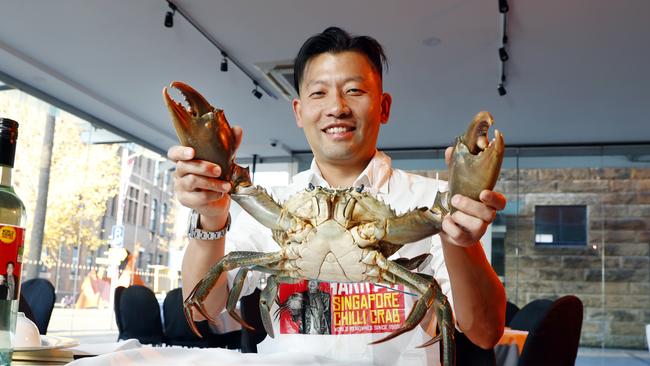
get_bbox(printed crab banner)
[278,280,406,335]
[0,225,24,301]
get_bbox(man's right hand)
[167,126,243,231]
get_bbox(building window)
[141,192,149,228]
[159,203,168,236]
[163,169,171,191]
[534,205,587,246]
[125,186,139,225]
[150,198,158,233]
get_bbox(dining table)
[12,338,376,366]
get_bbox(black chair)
[440,329,495,366]
[117,285,165,345]
[505,301,520,327]
[20,278,56,334]
[113,286,126,339]
[163,287,241,349]
[509,298,553,332]
[239,288,267,353]
[18,294,37,326]
[516,295,583,366]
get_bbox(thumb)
[445,146,453,167]
[232,125,243,150]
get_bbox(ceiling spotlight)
[499,47,509,61]
[252,82,263,99]
[497,83,507,96]
[164,3,177,28]
[499,0,509,13]
[220,54,228,72]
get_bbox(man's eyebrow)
[305,76,366,88]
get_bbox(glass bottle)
[0,118,26,365]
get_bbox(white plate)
[13,335,79,352]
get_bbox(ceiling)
[1,0,648,160]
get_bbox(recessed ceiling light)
[422,37,441,47]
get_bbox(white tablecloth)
[67,346,375,366]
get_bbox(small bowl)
[14,312,40,348]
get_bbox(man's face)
[308,280,319,292]
[6,264,13,275]
[293,51,391,171]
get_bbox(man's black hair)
[293,26,388,94]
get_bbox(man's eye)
[310,91,325,97]
[347,88,363,95]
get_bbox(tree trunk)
[26,113,55,280]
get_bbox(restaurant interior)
[0,1,648,365]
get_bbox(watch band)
[188,210,231,240]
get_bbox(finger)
[232,125,243,150]
[451,195,496,223]
[178,174,231,193]
[444,147,453,167]
[450,210,486,235]
[168,145,194,161]
[479,190,507,211]
[177,190,226,208]
[441,216,472,245]
[175,159,222,179]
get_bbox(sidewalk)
[576,347,650,366]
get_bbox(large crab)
[163,82,504,365]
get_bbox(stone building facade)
[411,165,650,349]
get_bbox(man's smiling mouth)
[323,126,356,134]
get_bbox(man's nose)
[326,93,351,118]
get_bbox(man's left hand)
[440,190,506,247]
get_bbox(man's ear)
[292,98,303,128]
[380,92,392,125]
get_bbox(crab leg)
[231,184,294,231]
[382,191,449,244]
[226,268,255,331]
[369,255,455,366]
[184,250,285,337]
[258,274,279,338]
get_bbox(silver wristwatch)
[187,210,231,240]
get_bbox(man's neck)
[315,158,371,188]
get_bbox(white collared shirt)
[225,150,452,366]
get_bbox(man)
[168,27,506,365]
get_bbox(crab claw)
[163,81,237,180]
[448,111,504,204]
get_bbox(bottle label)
[0,225,24,300]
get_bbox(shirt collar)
[305,150,392,194]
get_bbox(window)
[159,203,168,236]
[125,186,139,225]
[153,161,160,186]
[534,205,587,246]
[150,198,158,232]
[141,192,149,228]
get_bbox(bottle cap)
[0,118,19,167]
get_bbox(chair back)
[20,278,56,334]
[162,288,210,347]
[517,295,583,366]
[118,285,164,344]
[505,301,520,327]
[452,329,496,366]
[239,288,267,353]
[113,286,126,338]
[509,298,552,332]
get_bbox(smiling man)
[168,27,506,365]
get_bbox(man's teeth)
[324,126,353,134]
